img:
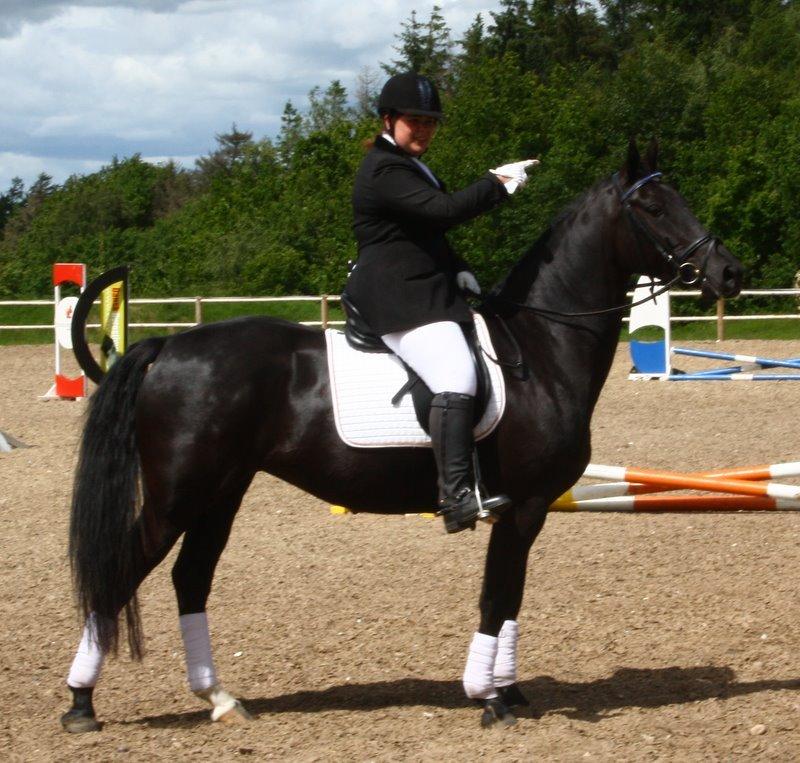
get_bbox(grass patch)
[624,318,799,342]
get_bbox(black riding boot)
[429,392,512,534]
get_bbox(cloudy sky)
[0,0,508,190]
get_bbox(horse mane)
[492,175,611,304]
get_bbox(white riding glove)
[456,270,481,295]
[490,159,539,194]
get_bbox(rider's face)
[385,113,439,157]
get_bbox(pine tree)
[599,0,652,51]
[382,6,453,83]
[27,173,55,203]
[278,101,304,164]
[307,80,351,132]
[459,14,486,64]
[355,66,382,118]
[196,124,254,177]
[486,0,534,62]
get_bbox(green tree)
[0,177,24,234]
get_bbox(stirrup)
[470,452,512,524]
[475,493,512,523]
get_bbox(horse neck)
[497,179,631,408]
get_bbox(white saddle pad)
[325,313,506,448]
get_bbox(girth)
[340,291,492,433]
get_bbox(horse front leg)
[463,499,548,727]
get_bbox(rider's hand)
[490,159,539,194]
[456,271,481,295]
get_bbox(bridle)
[612,170,717,289]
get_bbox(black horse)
[62,140,742,731]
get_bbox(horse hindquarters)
[64,337,186,732]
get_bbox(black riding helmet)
[377,72,443,119]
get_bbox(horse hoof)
[60,709,101,733]
[478,697,517,728]
[497,683,530,708]
[216,701,253,724]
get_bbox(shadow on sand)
[123,664,800,729]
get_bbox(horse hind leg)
[61,504,181,733]
[171,482,254,724]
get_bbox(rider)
[345,71,537,533]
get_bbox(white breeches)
[381,321,477,396]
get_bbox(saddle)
[340,292,492,433]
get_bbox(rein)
[483,272,681,320]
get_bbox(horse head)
[615,138,743,300]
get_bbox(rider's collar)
[376,134,438,187]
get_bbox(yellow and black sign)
[100,279,127,371]
[71,266,129,384]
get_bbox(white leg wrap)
[180,612,218,692]
[494,620,518,687]
[462,632,499,699]
[67,614,105,688]
[193,685,239,722]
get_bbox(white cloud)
[0,1,506,189]
[0,152,106,185]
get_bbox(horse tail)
[69,336,167,660]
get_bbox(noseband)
[613,171,716,286]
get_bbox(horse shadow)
[125,665,800,729]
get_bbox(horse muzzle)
[699,240,744,299]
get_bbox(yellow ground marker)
[329,506,436,519]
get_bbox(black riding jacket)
[346,135,508,335]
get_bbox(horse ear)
[645,138,659,172]
[622,137,642,182]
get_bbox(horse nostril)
[721,265,742,297]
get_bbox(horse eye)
[647,205,663,216]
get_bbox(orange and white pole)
[557,462,800,503]
[581,464,800,500]
[552,494,800,512]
